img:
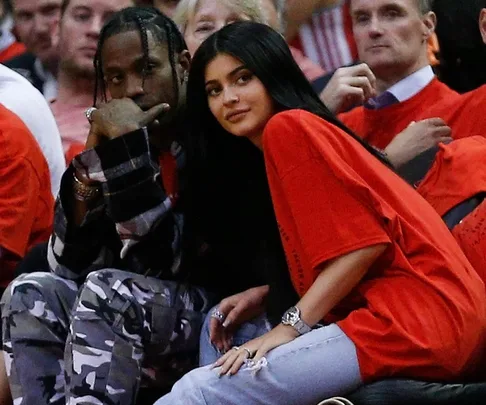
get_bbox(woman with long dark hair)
[155,21,486,405]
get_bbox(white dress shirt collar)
[386,65,434,103]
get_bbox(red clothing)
[263,109,486,382]
[0,42,26,63]
[338,78,459,149]
[418,84,486,140]
[0,105,54,286]
[416,136,486,292]
[416,136,486,216]
[452,201,486,294]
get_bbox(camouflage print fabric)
[1,269,212,405]
[64,269,212,405]
[1,272,79,405]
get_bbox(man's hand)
[320,63,376,114]
[385,118,452,168]
[210,285,269,353]
[85,98,170,148]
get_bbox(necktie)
[365,91,399,110]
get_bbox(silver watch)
[281,306,312,335]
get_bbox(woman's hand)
[210,285,269,353]
[212,323,299,376]
[86,98,170,148]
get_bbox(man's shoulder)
[420,77,459,100]
[3,52,37,69]
[3,53,43,90]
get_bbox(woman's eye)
[195,24,213,33]
[206,87,221,97]
[236,73,253,84]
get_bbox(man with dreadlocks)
[1,6,235,405]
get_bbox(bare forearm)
[296,243,387,326]
[285,0,341,40]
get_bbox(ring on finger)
[231,346,240,351]
[85,107,97,123]
[242,348,253,359]
[210,307,226,323]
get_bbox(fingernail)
[222,320,231,328]
[162,103,170,110]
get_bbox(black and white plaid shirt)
[47,127,184,282]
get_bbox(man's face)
[351,0,434,77]
[12,0,62,64]
[58,0,133,77]
[101,29,189,122]
[154,0,180,18]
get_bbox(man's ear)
[422,11,437,41]
[479,9,486,45]
[177,50,191,79]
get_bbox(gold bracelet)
[72,172,101,202]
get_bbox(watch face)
[283,307,299,326]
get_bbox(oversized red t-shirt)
[338,78,459,149]
[0,105,54,286]
[263,109,486,382]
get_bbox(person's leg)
[65,269,213,405]
[1,272,79,405]
[154,323,363,405]
[199,308,272,366]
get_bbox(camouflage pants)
[1,269,212,405]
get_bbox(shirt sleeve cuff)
[72,127,154,182]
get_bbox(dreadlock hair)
[92,6,188,106]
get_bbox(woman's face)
[204,53,275,149]
[184,0,251,55]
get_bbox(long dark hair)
[182,22,391,323]
[92,6,187,106]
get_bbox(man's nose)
[368,16,384,37]
[33,15,50,35]
[126,78,145,99]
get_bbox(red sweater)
[338,78,459,149]
[418,84,486,139]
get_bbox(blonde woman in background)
[173,0,325,80]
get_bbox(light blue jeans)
[154,310,363,405]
